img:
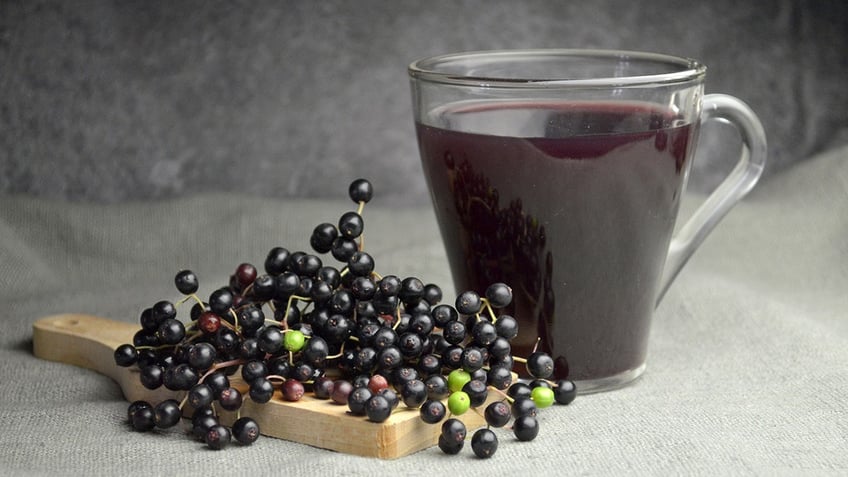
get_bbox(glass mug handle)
[656,94,768,305]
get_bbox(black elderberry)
[251,274,276,301]
[330,379,353,405]
[419,399,446,424]
[442,320,466,345]
[526,351,555,379]
[484,401,511,428]
[302,335,330,367]
[218,387,244,411]
[257,326,283,354]
[348,251,375,277]
[249,378,275,404]
[554,379,578,405]
[153,399,182,429]
[425,375,450,400]
[164,363,198,391]
[471,428,498,458]
[455,290,482,315]
[494,314,519,340]
[139,364,164,390]
[208,288,234,316]
[441,418,467,447]
[213,328,239,356]
[174,270,199,295]
[441,345,464,370]
[511,396,538,418]
[192,413,219,442]
[338,211,364,239]
[486,366,513,390]
[187,342,216,371]
[347,386,373,415]
[156,318,185,345]
[312,376,335,399]
[471,320,497,347]
[204,371,230,396]
[310,280,335,303]
[372,327,398,349]
[294,254,322,278]
[422,283,442,306]
[331,237,358,262]
[329,290,355,316]
[409,313,435,336]
[130,405,156,432]
[348,178,373,204]
[400,379,428,408]
[461,378,489,407]
[241,360,268,383]
[316,265,341,287]
[485,282,513,308]
[237,305,265,332]
[365,395,392,423]
[127,400,151,424]
[188,383,215,409]
[310,223,339,254]
[151,300,177,323]
[431,304,458,327]
[377,388,400,410]
[513,415,540,441]
[138,308,159,332]
[461,346,485,373]
[290,362,317,383]
[417,354,442,377]
[438,434,463,455]
[205,424,232,450]
[377,345,403,373]
[113,344,138,367]
[378,275,401,296]
[264,247,291,275]
[399,277,425,305]
[232,417,260,445]
[274,272,300,299]
[350,275,376,300]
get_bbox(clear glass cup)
[409,49,766,393]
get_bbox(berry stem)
[176,293,206,310]
[198,358,245,384]
[488,386,515,403]
[480,298,498,322]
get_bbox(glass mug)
[408,49,766,393]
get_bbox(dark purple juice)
[416,101,696,381]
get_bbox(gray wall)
[1,0,846,204]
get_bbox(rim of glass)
[408,49,706,88]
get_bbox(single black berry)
[483,401,511,428]
[471,428,498,458]
[348,178,373,203]
[174,270,199,295]
[232,417,260,445]
[513,415,540,441]
[554,379,578,405]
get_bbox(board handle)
[32,313,175,403]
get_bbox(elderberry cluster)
[113,178,577,455]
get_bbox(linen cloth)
[0,145,845,476]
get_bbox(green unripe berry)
[283,330,306,352]
[530,385,555,409]
[447,369,471,393]
[447,391,471,415]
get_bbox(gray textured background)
[1,0,847,204]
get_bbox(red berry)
[282,379,305,402]
[198,311,222,335]
[368,374,389,394]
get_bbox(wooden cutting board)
[32,313,497,459]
